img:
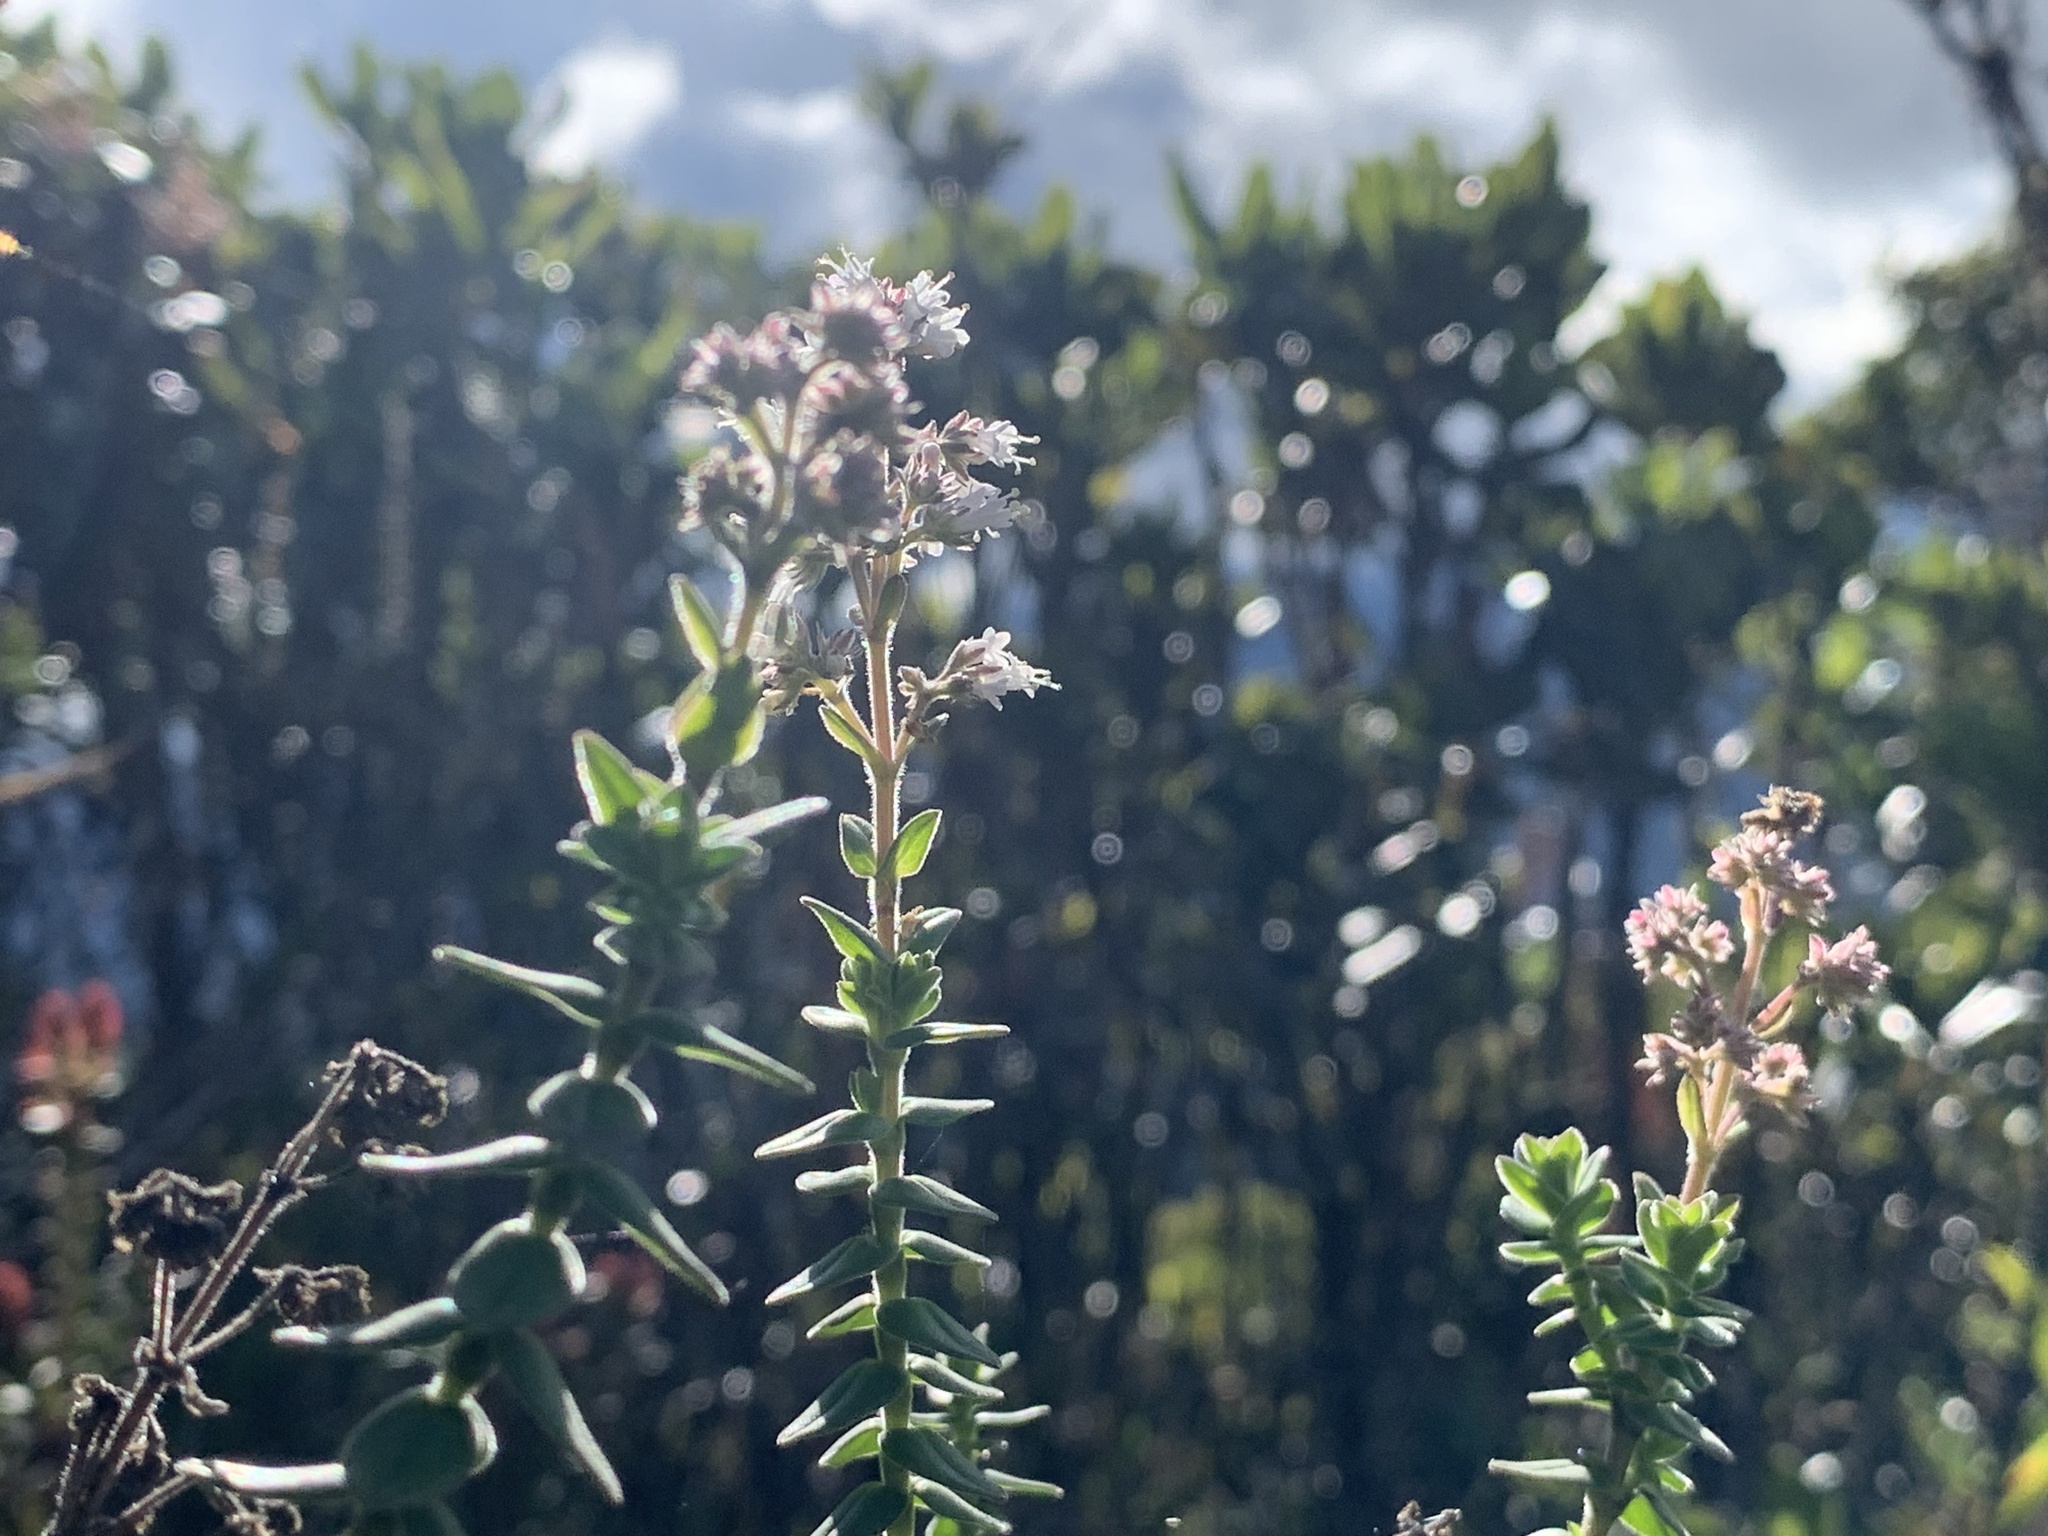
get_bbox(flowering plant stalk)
[1489,788,1888,1536]
[43,545,827,1535]
[671,254,1060,1536]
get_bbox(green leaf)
[810,1482,910,1536]
[820,705,878,764]
[342,1388,496,1511]
[872,1175,997,1224]
[912,1475,1011,1533]
[706,796,832,848]
[1526,1387,1598,1408]
[796,1166,874,1199]
[901,1097,993,1127]
[880,1022,1008,1050]
[804,898,885,962]
[900,907,963,956]
[767,1233,892,1305]
[777,1360,908,1446]
[880,1426,1006,1505]
[984,1471,1063,1500]
[1984,1244,2037,1309]
[820,1418,884,1468]
[807,1293,877,1341]
[1619,1493,1690,1536]
[530,1073,655,1154]
[669,573,728,670]
[1487,1457,1592,1488]
[576,1163,727,1303]
[901,1230,991,1268]
[876,1298,1002,1368]
[273,1297,464,1353]
[431,946,604,1026]
[663,1018,815,1096]
[757,1109,890,1160]
[184,1459,349,1500]
[802,1005,870,1038]
[973,1407,1050,1429]
[841,815,879,878]
[2000,1428,2048,1526]
[449,1218,585,1331]
[881,809,942,882]
[572,731,645,826]
[908,1354,1004,1401]
[361,1136,557,1180]
[490,1329,621,1503]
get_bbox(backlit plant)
[33,253,1064,1536]
[671,253,1062,1536]
[1487,788,1888,1536]
[41,594,825,1535]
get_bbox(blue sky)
[15,0,2022,405]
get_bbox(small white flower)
[946,628,1055,708]
[899,270,970,360]
[959,414,1034,468]
[936,480,1017,541]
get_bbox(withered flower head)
[327,1043,447,1149]
[107,1170,243,1271]
[256,1264,373,1328]
[1741,786,1825,839]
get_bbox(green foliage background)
[0,22,2043,1536]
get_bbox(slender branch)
[58,1051,366,1534]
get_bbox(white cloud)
[797,0,2007,402]
[522,37,683,180]
[727,86,905,252]
[3,0,141,58]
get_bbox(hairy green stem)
[849,554,917,1533]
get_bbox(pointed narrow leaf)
[777,1360,907,1446]
[708,796,832,848]
[909,1354,1004,1401]
[811,1483,911,1536]
[872,1175,997,1223]
[184,1459,349,1499]
[902,1231,991,1268]
[802,1005,869,1038]
[757,1110,890,1161]
[490,1329,621,1503]
[803,898,885,962]
[985,1471,1063,1500]
[797,1165,874,1199]
[669,573,728,670]
[274,1297,463,1353]
[881,1022,1008,1050]
[577,1163,727,1303]
[1487,1458,1592,1488]
[572,731,644,826]
[1526,1387,1598,1408]
[821,1418,884,1468]
[841,816,879,878]
[820,705,878,764]
[973,1406,1050,1429]
[900,906,962,956]
[767,1233,890,1305]
[361,1135,556,1179]
[880,809,942,882]
[431,946,604,1025]
[807,1293,876,1340]
[912,1476,1012,1533]
[876,1298,1002,1368]
[880,1426,1006,1504]
[901,1097,993,1127]
[667,1019,815,1095]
